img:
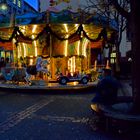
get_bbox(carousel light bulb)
[64,24,68,56]
[94,60,97,71]
[64,24,68,33]
[82,38,88,57]
[77,41,80,55]
[32,25,37,33]
[23,43,26,57]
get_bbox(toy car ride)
[57,73,89,85]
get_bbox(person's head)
[1,57,4,61]
[102,68,111,76]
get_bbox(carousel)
[0,10,118,85]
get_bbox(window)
[110,52,116,64]
[18,0,21,7]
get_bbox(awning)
[90,41,103,49]
[0,42,13,50]
[0,10,118,31]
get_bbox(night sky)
[24,0,38,10]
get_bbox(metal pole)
[49,33,52,78]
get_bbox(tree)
[83,0,130,75]
[85,0,140,113]
[107,0,140,114]
[84,0,129,45]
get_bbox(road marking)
[55,96,91,100]
[0,99,53,134]
[32,114,89,124]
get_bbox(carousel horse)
[24,57,50,85]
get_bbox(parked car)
[57,73,89,85]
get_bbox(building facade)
[0,0,38,17]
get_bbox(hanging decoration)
[0,24,116,49]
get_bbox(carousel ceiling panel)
[83,24,103,39]
[18,24,80,39]
[19,24,46,38]
[50,24,79,38]
[0,23,115,43]
[84,24,115,40]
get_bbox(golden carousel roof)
[0,10,118,44]
[0,23,113,41]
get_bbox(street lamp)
[0,0,9,15]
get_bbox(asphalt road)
[0,90,137,140]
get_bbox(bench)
[90,96,140,133]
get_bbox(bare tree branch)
[109,0,130,19]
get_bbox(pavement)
[0,78,138,140]
[0,85,137,140]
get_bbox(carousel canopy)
[0,10,118,29]
[0,10,118,51]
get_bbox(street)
[0,90,137,140]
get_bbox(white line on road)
[0,99,54,134]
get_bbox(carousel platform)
[0,80,98,94]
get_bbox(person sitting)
[0,57,6,69]
[5,57,11,67]
[91,68,120,105]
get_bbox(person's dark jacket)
[94,75,120,104]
